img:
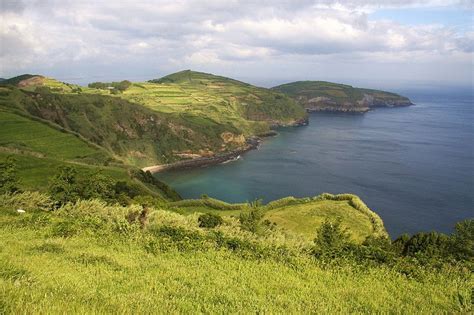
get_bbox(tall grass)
[0,193,472,313]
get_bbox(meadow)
[0,193,471,313]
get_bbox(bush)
[451,219,474,260]
[48,166,81,206]
[239,208,263,233]
[0,191,53,212]
[198,213,223,228]
[0,156,20,194]
[401,231,452,257]
[313,218,351,252]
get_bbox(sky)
[1,0,473,89]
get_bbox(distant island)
[273,81,413,113]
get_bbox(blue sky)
[371,7,472,29]
[1,0,473,88]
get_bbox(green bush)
[48,166,81,206]
[313,218,351,254]
[198,213,223,228]
[451,219,474,259]
[401,231,452,257]
[0,191,53,212]
[0,156,20,194]
[239,208,264,233]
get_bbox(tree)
[451,219,474,259]
[116,80,132,91]
[402,231,451,257]
[314,218,351,251]
[48,166,80,206]
[198,213,223,228]
[0,156,20,194]
[80,172,116,202]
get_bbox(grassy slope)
[168,194,388,242]
[147,70,307,124]
[0,201,470,313]
[0,103,169,197]
[0,110,126,190]
[0,86,239,167]
[272,81,412,112]
[264,200,373,242]
[1,72,306,168]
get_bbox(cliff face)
[272,81,413,113]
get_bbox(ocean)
[157,88,473,237]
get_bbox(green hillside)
[0,87,182,199]
[272,81,412,112]
[0,72,306,169]
[0,193,471,313]
[168,194,387,242]
[148,70,307,124]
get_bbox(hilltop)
[273,81,413,113]
[0,72,307,170]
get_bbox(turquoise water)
[157,89,473,237]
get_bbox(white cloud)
[0,0,472,86]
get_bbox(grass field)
[0,111,106,161]
[264,200,374,242]
[0,198,471,313]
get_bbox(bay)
[157,89,474,237]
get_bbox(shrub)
[0,156,20,194]
[239,208,264,233]
[48,166,81,206]
[402,231,452,257]
[451,219,474,260]
[198,213,223,228]
[80,172,116,202]
[0,191,53,212]
[313,218,351,252]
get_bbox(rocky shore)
[143,118,309,174]
[143,137,262,173]
[304,98,413,113]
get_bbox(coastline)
[142,101,412,175]
[143,118,309,174]
[142,137,261,173]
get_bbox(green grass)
[0,152,126,191]
[0,110,126,191]
[168,194,387,243]
[0,200,471,313]
[272,81,412,111]
[264,200,374,242]
[0,111,104,161]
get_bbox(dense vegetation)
[273,81,413,112]
[1,71,306,168]
[0,72,471,312]
[0,192,472,311]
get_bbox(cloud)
[0,0,472,85]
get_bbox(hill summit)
[272,81,413,113]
